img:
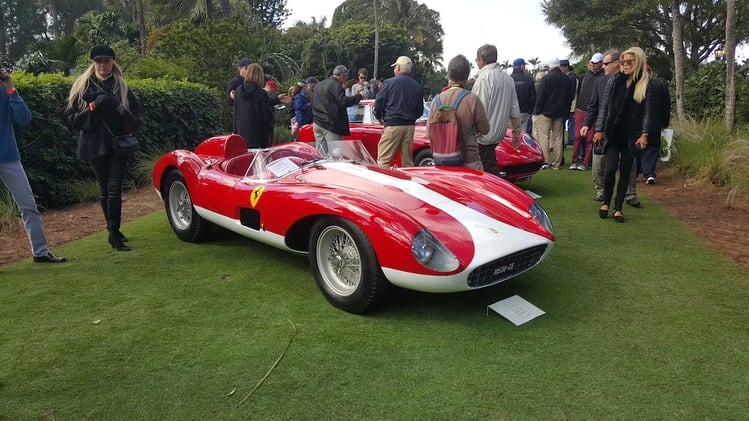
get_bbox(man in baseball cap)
[590,53,604,63]
[513,58,527,67]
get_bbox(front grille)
[502,162,544,176]
[467,245,547,288]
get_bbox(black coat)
[233,82,274,148]
[595,73,651,151]
[511,70,536,113]
[67,76,141,162]
[311,76,362,136]
[533,68,575,119]
[647,78,671,136]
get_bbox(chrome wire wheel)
[315,225,362,297]
[168,179,192,231]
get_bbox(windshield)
[242,139,376,180]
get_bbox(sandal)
[613,209,624,223]
[599,204,609,219]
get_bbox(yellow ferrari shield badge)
[251,186,265,207]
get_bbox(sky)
[282,0,573,69]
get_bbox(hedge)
[11,72,224,210]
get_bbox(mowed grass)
[1,156,747,420]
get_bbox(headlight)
[411,229,459,272]
[529,202,554,234]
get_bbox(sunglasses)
[602,60,617,66]
[359,76,366,79]
[620,59,635,66]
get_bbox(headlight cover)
[411,229,459,272]
[529,202,554,235]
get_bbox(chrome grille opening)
[467,245,547,288]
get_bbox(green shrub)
[0,184,20,231]
[11,72,224,210]
[683,61,749,123]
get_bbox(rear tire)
[414,147,434,167]
[164,171,211,242]
[309,216,389,313]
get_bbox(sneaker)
[577,164,588,171]
[541,163,551,170]
[569,162,579,170]
[626,197,642,208]
[646,176,656,184]
[594,194,604,202]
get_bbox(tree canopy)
[543,0,749,75]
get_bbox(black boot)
[102,197,127,242]
[108,230,131,251]
[107,198,130,251]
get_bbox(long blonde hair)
[66,62,130,111]
[621,47,649,104]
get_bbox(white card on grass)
[525,190,541,199]
[488,295,545,326]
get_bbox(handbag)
[102,120,139,156]
[112,134,140,155]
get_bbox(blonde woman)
[66,45,141,251]
[592,47,650,223]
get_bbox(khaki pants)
[377,125,414,168]
[533,114,564,168]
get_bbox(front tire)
[309,216,389,313]
[164,171,211,242]
[414,147,434,167]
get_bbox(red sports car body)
[152,135,554,313]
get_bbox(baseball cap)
[513,58,527,67]
[591,53,604,63]
[265,80,278,90]
[391,56,412,67]
[90,45,115,60]
[237,58,252,67]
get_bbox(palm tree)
[725,0,736,130]
[671,0,686,120]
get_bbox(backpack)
[430,89,469,166]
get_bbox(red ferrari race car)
[152,135,555,313]
[298,99,545,182]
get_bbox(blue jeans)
[0,160,49,257]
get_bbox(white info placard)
[487,295,545,326]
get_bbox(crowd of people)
[1,41,673,263]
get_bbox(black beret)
[90,45,115,60]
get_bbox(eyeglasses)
[620,59,635,66]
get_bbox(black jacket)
[576,69,604,112]
[311,76,362,136]
[533,68,574,119]
[67,76,141,162]
[226,75,243,107]
[647,78,671,135]
[233,82,274,148]
[583,73,611,128]
[595,73,650,151]
[511,70,536,113]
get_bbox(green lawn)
[1,161,747,420]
